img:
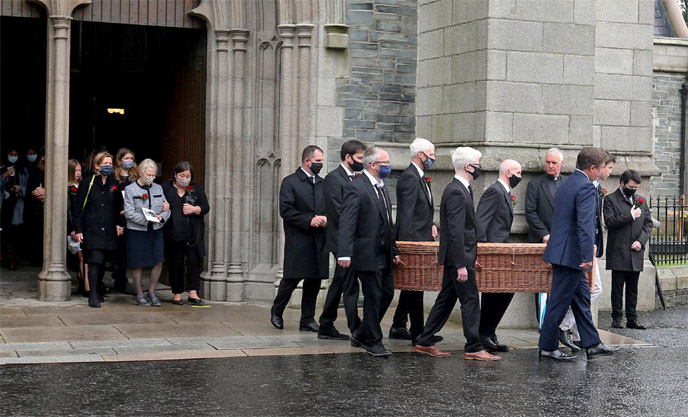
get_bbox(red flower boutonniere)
[356,173,362,178]
[636,197,646,208]
[186,186,195,193]
[599,188,607,198]
[111,185,118,192]
[425,176,433,186]
[511,195,517,208]
[141,193,148,202]
[70,186,78,195]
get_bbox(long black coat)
[604,188,653,272]
[525,173,563,243]
[322,165,354,254]
[595,183,604,258]
[475,181,513,243]
[395,163,434,242]
[280,168,328,279]
[73,174,125,251]
[161,181,210,257]
[338,173,398,272]
[438,178,477,268]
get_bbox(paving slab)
[16,347,117,357]
[0,341,73,351]
[0,354,106,365]
[69,338,172,349]
[225,320,305,336]
[112,344,215,354]
[0,315,66,329]
[0,307,26,317]
[163,310,247,323]
[58,312,175,326]
[166,335,262,345]
[0,325,127,343]
[101,349,247,362]
[114,322,242,339]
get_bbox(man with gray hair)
[389,137,439,344]
[414,147,500,360]
[476,159,522,353]
[338,147,401,357]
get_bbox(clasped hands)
[310,215,327,228]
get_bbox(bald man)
[475,159,522,352]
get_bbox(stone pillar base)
[200,271,227,301]
[38,272,71,302]
[226,265,244,301]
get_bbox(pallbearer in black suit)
[338,147,401,357]
[476,159,522,353]
[604,169,653,330]
[317,140,367,340]
[270,146,329,332]
[389,138,438,344]
[414,147,500,361]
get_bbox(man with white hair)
[476,159,522,353]
[338,147,401,357]
[414,147,500,361]
[389,138,439,345]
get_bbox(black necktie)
[349,175,355,181]
[377,184,390,224]
[468,185,474,202]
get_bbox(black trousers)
[318,260,361,334]
[111,234,128,289]
[611,270,641,321]
[391,290,425,339]
[271,278,322,326]
[479,292,515,338]
[353,268,394,347]
[417,266,483,353]
[167,240,203,294]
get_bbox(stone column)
[227,29,249,301]
[275,23,296,291]
[295,24,315,151]
[30,0,91,301]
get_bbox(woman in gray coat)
[124,159,171,306]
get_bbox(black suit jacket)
[475,181,513,243]
[338,174,398,272]
[73,174,125,251]
[322,165,354,254]
[279,168,328,279]
[604,188,653,272]
[439,178,477,268]
[595,184,604,258]
[525,173,563,243]
[395,163,434,242]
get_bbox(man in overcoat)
[270,145,329,332]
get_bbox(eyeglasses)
[375,160,391,166]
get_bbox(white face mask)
[176,177,191,188]
[143,176,155,185]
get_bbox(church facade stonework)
[3,1,658,310]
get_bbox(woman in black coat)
[73,152,125,308]
[161,161,210,305]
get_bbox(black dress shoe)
[187,297,206,305]
[172,299,184,305]
[586,343,620,359]
[481,337,499,352]
[299,322,320,332]
[559,329,582,352]
[350,334,367,349]
[626,320,646,330]
[490,335,510,352]
[270,314,284,329]
[389,327,412,340]
[611,318,623,328]
[366,344,392,357]
[318,328,349,340]
[539,349,575,361]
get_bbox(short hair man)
[414,147,500,361]
[389,138,438,344]
[270,145,329,332]
[337,147,401,357]
[538,147,618,361]
[604,169,653,330]
[317,140,367,340]
[476,159,522,353]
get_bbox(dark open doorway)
[69,21,207,182]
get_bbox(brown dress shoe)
[464,349,501,361]
[415,345,451,358]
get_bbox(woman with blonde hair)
[67,159,87,295]
[73,152,125,308]
[124,158,170,306]
[112,148,138,294]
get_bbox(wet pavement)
[2,305,687,416]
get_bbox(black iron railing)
[649,195,688,265]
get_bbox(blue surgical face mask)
[8,155,18,164]
[27,154,37,163]
[100,165,113,176]
[379,164,392,179]
[122,160,134,170]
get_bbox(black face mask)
[623,186,637,197]
[508,175,522,189]
[310,162,323,175]
[349,156,364,172]
[466,164,481,180]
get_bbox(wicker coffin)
[393,241,595,293]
